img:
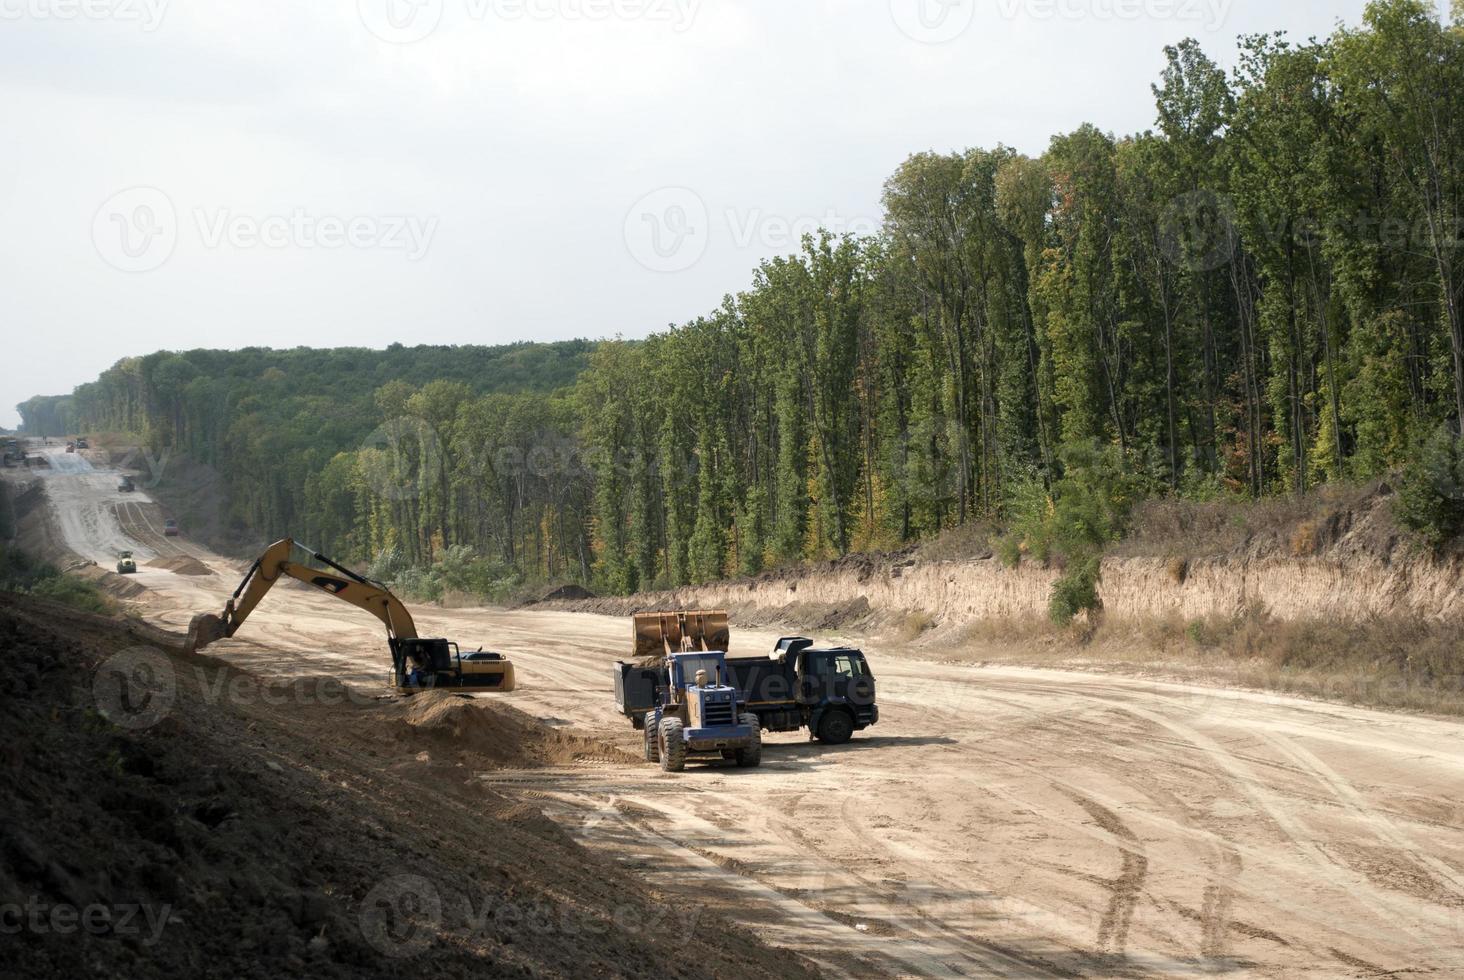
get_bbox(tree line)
[21,0,1464,599]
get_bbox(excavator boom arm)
[186,538,418,653]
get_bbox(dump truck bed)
[614,655,801,721]
[614,662,664,720]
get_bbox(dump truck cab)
[759,637,879,744]
[117,476,135,493]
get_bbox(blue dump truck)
[615,611,879,770]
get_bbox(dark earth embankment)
[0,594,821,980]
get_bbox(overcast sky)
[1,0,1418,428]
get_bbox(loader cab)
[667,651,731,698]
[665,651,743,733]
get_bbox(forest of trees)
[20,1,1464,604]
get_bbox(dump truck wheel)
[659,718,686,772]
[816,710,855,746]
[735,713,762,768]
[644,720,660,763]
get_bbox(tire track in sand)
[1059,789,1148,956]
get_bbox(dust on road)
[23,445,1464,977]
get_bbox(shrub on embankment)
[0,546,114,614]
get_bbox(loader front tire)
[659,718,686,773]
[735,713,762,768]
[644,718,660,763]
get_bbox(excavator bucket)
[632,610,729,663]
[184,612,228,656]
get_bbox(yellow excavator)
[184,538,516,692]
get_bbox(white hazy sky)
[0,0,1416,427]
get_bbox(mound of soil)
[146,556,212,576]
[518,583,596,607]
[0,594,818,980]
[376,695,635,768]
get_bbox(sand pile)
[147,555,212,576]
[381,693,635,768]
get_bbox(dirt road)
[23,445,1464,977]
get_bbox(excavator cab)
[392,638,514,690]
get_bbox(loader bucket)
[184,613,228,656]
[633,610,729,662]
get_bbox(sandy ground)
[20,444,1464,977]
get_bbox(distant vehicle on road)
[116,551,137,575]
[65,442,75,453]
[164,519,179,537]
[75,438,88,449]
[118,476,135,493]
